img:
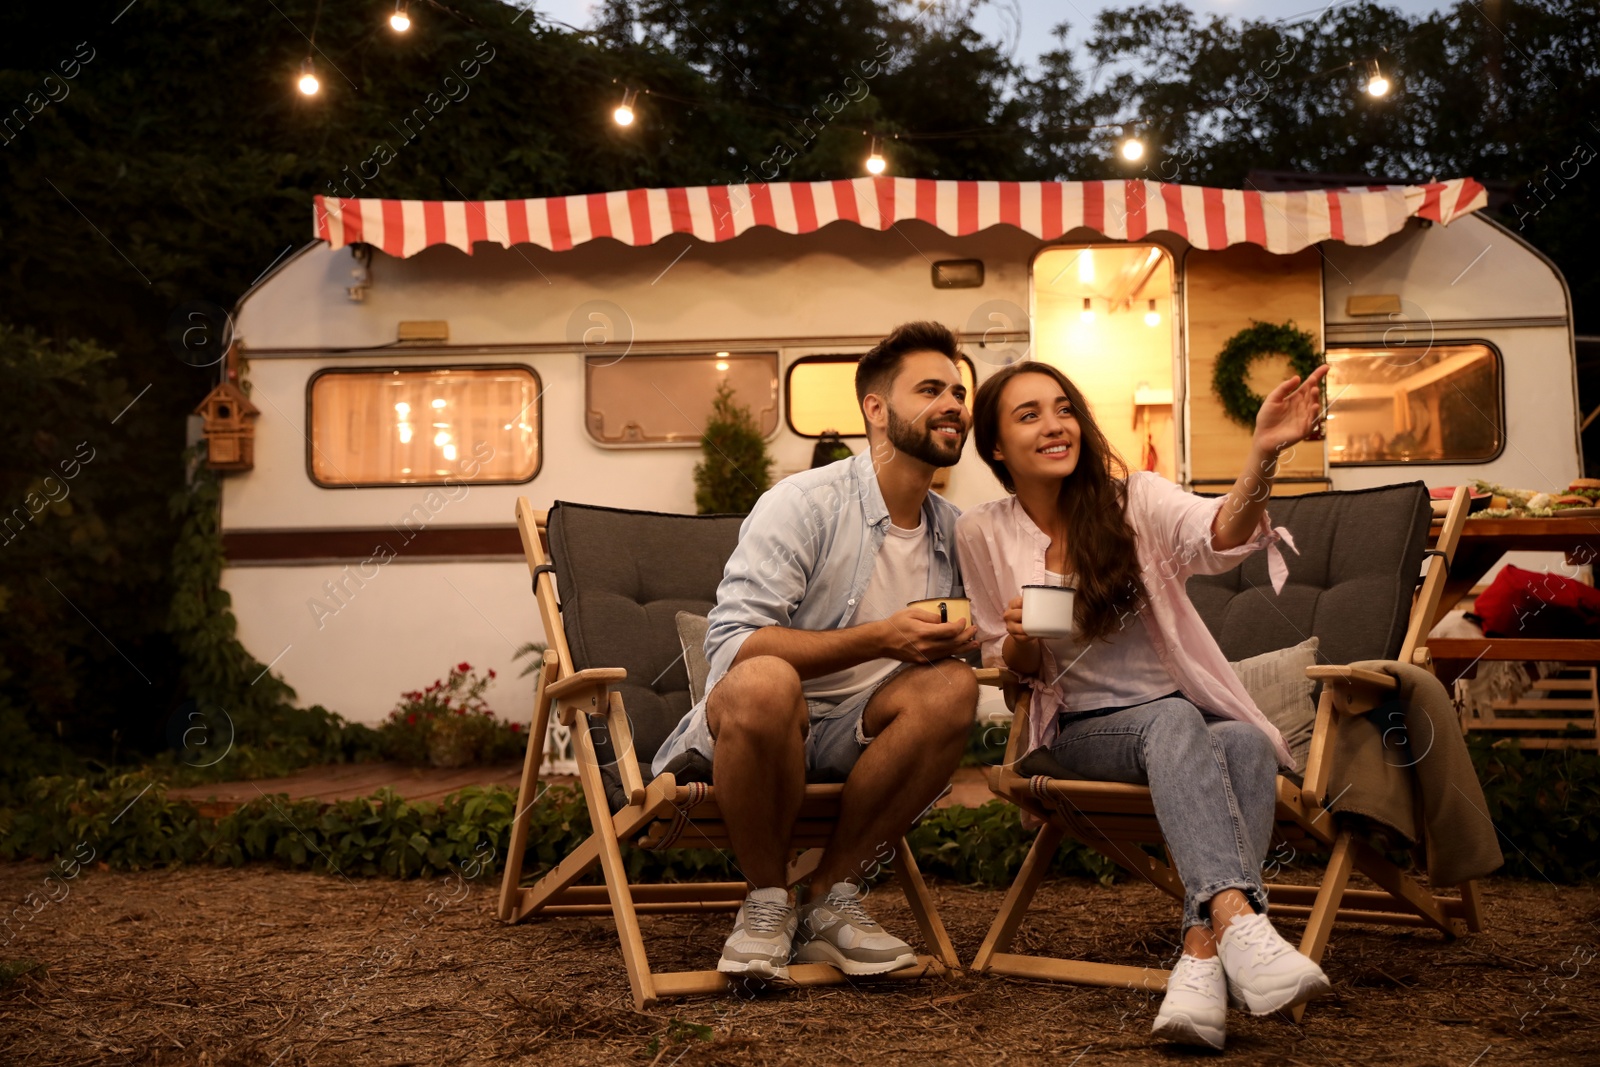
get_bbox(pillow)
[1229,636,1319,774]
[675,611,712,707]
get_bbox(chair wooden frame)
[971,487,1481,1019]
[497,498,961,1010]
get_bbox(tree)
[694,382,772,514]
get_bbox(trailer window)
[787,354,977,437]
[308,366,541,487]
[584,352,779,446]
[1324,343,1502,465]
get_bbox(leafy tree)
[694,382,772,514]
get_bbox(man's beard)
[886,406,967,468]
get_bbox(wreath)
[1211,320,1323,429]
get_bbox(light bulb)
[398,424,413,444]
[394,402,410,416]
[442,444,457,461]
[390,1,410,31]
[866,153,886,175]
[715,361,730,371]
[613,104,634,126]
[1080,298,1095,324]
[1366,74,1390,97]
[431,398,446,408]
[297,59,320,96]
[434,430,451,447]
[1145,300,1161,327]
[1120,136,1145,161]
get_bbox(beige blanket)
[1328,660,1503,887]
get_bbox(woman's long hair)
[972,361,1146,643]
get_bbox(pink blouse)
[955,472,1299,770]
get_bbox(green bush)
[693,382,772,515]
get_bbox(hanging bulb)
[1120,134,1145,161]
[1144,299,1161,327]
[865,136,886,175]
[297,58,320,96]
[1080,297,1095,324]
[390,1,411,32]
[614,88,638,126]
[715,351,730,371]
[1364,59,1391,97]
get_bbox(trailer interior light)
[297,58,320,96]
[614,88,638,126]
[394,402,410,416]
[431,398,446,408]
[390,1,410,32]
[443,444,457,461]
[398,424,413,443]
[1145,299,1161,327]
[865,137,886,176]
[434,431,451,447]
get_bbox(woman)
[955,359,1331,1050]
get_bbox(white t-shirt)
[804,519,931,701]
[1039,570,1175,713]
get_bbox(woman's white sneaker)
[1152,953,1227,1050]
[1217,912,1332,1015]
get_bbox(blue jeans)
[1048,695,1278,930]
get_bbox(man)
[651,321,981,980]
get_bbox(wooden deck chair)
[497,500,961,1010]
[971,483,1479,1019]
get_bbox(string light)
[1144,299,1161,327]
[390,1,410,32]
[715,351,730,371]
[1364,59,1391,97]
[297,58,320,96]
[1120,132,1145,161]
[865,136,887,175]
[1080,298,1095,324]
[614,87,638,126]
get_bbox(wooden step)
[1471,719,1597,731]
[1490,698,1598,712]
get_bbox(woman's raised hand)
[1002,596,1035,644]
[1253,363,1330,455]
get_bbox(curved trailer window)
[584,352,779,446]
[787,354,977,438]
[307,366,542,487]
[1324,343,1503,465]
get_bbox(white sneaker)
[1152,954,1227,1049]
[717,887,797,980]
[793,882,917,976]
[1217,912,1332,1015]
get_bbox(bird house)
[193,381,259,472]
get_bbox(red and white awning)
[313,176,1487,259]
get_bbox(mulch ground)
[1,862,1596,1066]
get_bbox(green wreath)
[1211,320,1323,429]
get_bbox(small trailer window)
[584,352,779,446]
[1324,342,1503,465]
[307,366,541,487]
[787,354,977,438]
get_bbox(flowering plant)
[378,663,524,767]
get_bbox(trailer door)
[1183,245,1329,495]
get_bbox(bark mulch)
[1,862,1596,1066]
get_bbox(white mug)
[1021,584,1076,639]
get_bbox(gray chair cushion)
[546,502,744,809]
[676,611,712,707]
[1230,637,1320,774]
[1186,482,1431,668]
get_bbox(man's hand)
[874,608,979,663]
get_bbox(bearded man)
[650,321,981,982]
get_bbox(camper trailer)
[220,177,1579,728]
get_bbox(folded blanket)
[1327,659,1503,886]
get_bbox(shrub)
[378,663,524,768]
[693,381,772,514]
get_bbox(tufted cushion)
[547,502,744,808]
[1186,483,1431,669]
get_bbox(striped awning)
[313,176,1487,259]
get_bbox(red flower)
[488,669,497,680]
[457,661,472,673]
[407,714,416,724]
[510,722,521,733]
[457,707,466,715]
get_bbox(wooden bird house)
[194,381,259,471]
